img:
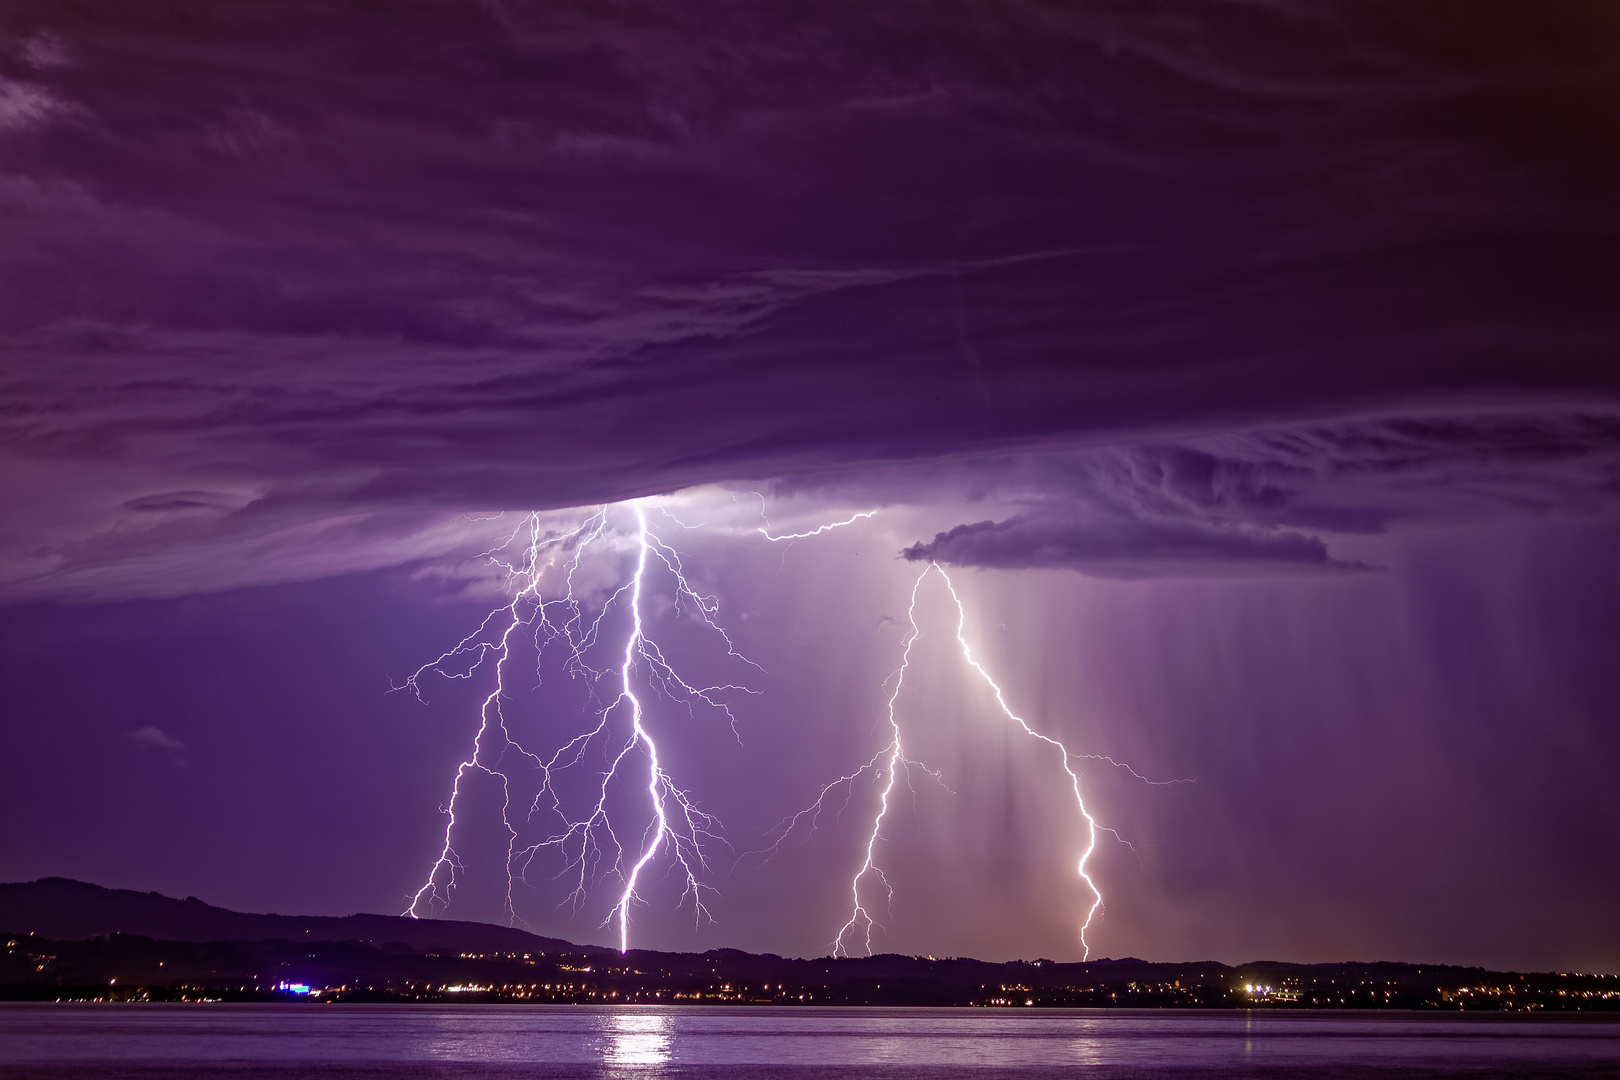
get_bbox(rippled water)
[1,1004,1616,1078]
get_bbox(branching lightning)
[831,569,929,957]
[759,509,879,541]
[403,501,754,951]
[404,497,1170,958]
[934,564,1105,956]
[777,562,1169,960]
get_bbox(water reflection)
[2,1005,1613,1072]
[602,1010,673,1065]
[1063,1016,1110,1066]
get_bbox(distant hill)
[3,878,1615,1009]
[0,877,602,956]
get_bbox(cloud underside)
[0,2,1618,598]
[902,517,1368,578]
[889,411,1620,577]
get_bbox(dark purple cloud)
[1074,412,1620,533]
[2,1,1619,599]
[883,409,1620,574]
[902,514,1367,577]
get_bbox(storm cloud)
[890,409,1620,575]
[1,1,1619,599]
[902,515,1363,577]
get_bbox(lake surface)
[1,1004,1617,1078]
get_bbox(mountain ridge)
[0,877,603,956]
[3,878,1616,1010]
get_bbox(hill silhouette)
[3,878,1615,1009]
[0,877,599,956]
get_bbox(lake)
[1,1004,1616,1078]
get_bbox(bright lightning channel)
[934,565,1105,957]
[804,562,1157,960]
[405,499,874,952]
[404,502,750,950]
[759,509,879,541]
[609,503,671,953]
[405,499,1161,959]
[832,569,928,957]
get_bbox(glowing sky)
[1,1,1618,970]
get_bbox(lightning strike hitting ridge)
[934,565,1104,957]
[406,498,1163,957]
[832,569,927,958]
[405,498,878,951]
[404,501,759,951]
[789,562,1161,960]
[610,503,672,953]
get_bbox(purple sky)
[1,1,1618,969]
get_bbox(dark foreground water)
[1,1005,1617,1079]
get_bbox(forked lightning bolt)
[403,501,753,950]
[609,504,679,952]
[832,569,929,957]
[405,499,1166,957]
[933,565,1106,955]
[404,498,874,951]
[787,562,1165,960]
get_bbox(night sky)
[1,2,1618,972]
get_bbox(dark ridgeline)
[2,879,1615,1009]
[0,877,589,956]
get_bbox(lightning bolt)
[607,503,690,953]
[759,509,879,541]
[806,562,1162,960]
[831,568,929,957]
[405,498,1168,959]
[933,564,1105,957]
[403,501,747,951]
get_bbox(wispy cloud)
[127,725,184,751]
